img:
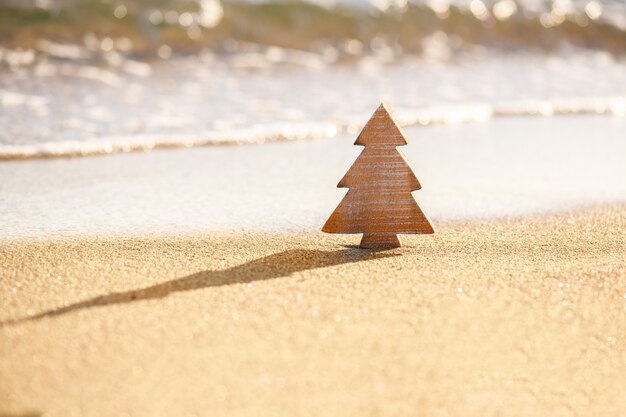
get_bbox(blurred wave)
[1,46,625,159]
[1,0,626,63]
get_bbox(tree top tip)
[355,101,407,146]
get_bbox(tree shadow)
[2,248,398,327]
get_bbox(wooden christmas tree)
[322,103,434,249]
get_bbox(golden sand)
[1,206,625,416]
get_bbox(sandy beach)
[2,204,625,416]
[3,1,626,414]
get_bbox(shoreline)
[2,204,625,415]
[0,200,621,245]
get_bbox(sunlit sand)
[1,205,625,415]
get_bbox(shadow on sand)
[2,248,398,326]
[0,413,41,417]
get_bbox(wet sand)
[2,116,626,240]
[1,205,625,416]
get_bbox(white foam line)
[1,96,624,160]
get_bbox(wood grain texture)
[322,102,434,249]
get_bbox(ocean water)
[1,1,626,237]
[1,0,625,159]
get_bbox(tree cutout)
[322,102,434,249]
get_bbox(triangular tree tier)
[322,103,434,249]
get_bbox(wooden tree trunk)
[360,233,401,249]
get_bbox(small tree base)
[360,233,401,249]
